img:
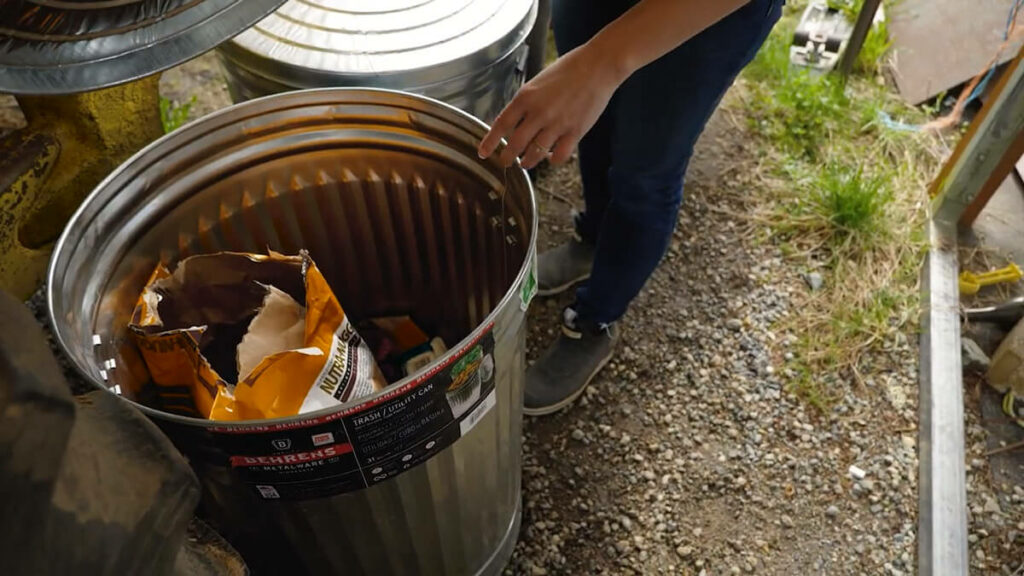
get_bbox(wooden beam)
[930,45,1024,233]
[959,126,1024,227]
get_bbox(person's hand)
[478,43,627,169]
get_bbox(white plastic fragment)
[849,465,867,480]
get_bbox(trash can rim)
[46,86,538,429]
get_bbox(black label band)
[207,325,497,500]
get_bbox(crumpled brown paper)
[130,251,387,421]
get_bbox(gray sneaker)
[524,307,620,416]
[537,237,595,296]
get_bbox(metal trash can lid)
[220,0,536,90]
[0,0,288,95]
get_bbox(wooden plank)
[960,125,1024,226]
[929,45,1024,228]
[890,0,1024,104]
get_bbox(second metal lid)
[0,0,288,94]
[220,0,536,90]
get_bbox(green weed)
[826,0,863,20]
[746,22,848,160]
[160,95,196,134]
[855,19,891,75]
[733,0,944,410]
[816,163,891,238]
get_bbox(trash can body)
[48,89,537,576]
[218,0,537,122]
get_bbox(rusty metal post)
[836,0,883,78]
[0,76,163,299]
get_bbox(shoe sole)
[536,272,591,298]
[522,349,613,417]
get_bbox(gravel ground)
[4,53,1023,574]
[505,110,920,576]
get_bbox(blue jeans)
[553,0,783,324]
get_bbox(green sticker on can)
[520,251,537,311]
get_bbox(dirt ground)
[2,50,1022,575]
[508,99,921,575]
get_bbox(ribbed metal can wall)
[47,89,536,576]
[218,0,537,122]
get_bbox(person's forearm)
[586,0,752,84]
[478,0,755,165]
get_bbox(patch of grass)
[803,0,893,76]
[160,95,196,134]
[746,21,848,160]
[855,18,891,75]
[731,3,949,409]
[826,0,863,20]
[817,163,892,238]
[770,161,894,258]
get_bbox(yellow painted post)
[0,76,163,298]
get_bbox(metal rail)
[922,45,1024,576]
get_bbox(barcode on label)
[460,390,497,436]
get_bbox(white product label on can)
[460,389,497,437]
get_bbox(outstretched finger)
[478,102,523,159]
[499,114,545,167]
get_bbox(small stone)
[860,479,875,492]
[803,272,824,291]
[693,527,704,538]
[731,567,742,575]
[963,322,1007,357]
[961,338,991,374]
[571,429,585,441]
[849,465,867,480]
[531,566,547,576]
[676,545,694,558]
[983,497,1002,515]
[727,318,743,331]
[781,515,795,528]
[826,505,840,518]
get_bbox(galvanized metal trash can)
[218,0,537,122]
[47,89,537,576]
